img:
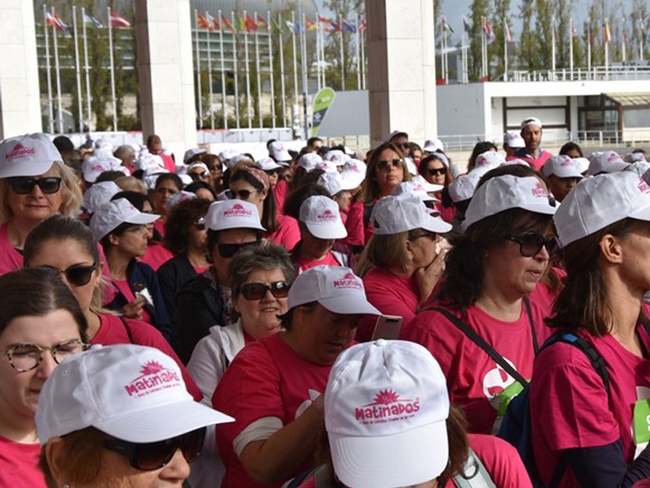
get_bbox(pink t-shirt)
[265,214,300,251]
[160,153,176,173]
[506,149,553,171]
[273,179,289,215]
[434,202,457,224]
[91,313,202,402]
[0,222,23,275]
[213,333,333,488]
[401,301,553,434]
[527,267,566,317]
[297,251,341,273]
[531,326,650,488]
[153,220,166,239]
[112,279,154,326]
[357,267,420,342]
[0,436,47,487]
[340,200,365,247]
[139,242,175,271]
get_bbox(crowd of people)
[1,118,650,488]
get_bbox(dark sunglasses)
[9,177,62,195]
[37,263,98,287]
[395,142,410,150]
[217,240,260,258]
[376,159,403,171]
[189,171,209,180]
[241,281,291,300]
[428,168,446,177]
[194,217,206,231]
[207,164,223,172]
[225,189,260,201]
[506,233,559,258]
[104,427,206,471]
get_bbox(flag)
[442,16,454,34]
[207,12,220,30]
[571,19,578,37]
[318,15,336,31]
[255,13,267,28]
[588,19,594,44]
[604,20,611,42]
[505,22,512,43]
[305,17,319,31]
[222,15,235,33]
[341,17,356,33]
[285,20,301,34]
[245,13,258,31]
[110,11,131,28]
[462,15,471,34]
[359,17,366,32]
[271,17,284,33]
[482,17,496,43]
[197,12,212,30]
[46,10,67,31]
[623,31,627,45]
[83,12,102,28]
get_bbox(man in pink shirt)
[506,117,553,171]
[146,134,176,173]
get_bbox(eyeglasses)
[104,427,206,471]
[428,168,447,177]
[189,171,209,180]
[408,231,438,242]
[38,263,98,287]
[9,177,62,195]
[241,281,291,300]
[194,217,206,231]
[395,142,410,150]
[225,189,260,201]
[506,233,559,258]
[376,159,403,171]
[1,339,88,373]
[217,240,260,258]
[207,164,223,172]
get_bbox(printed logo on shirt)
[482,361,517,408]
[124,360,181,398]
[333,272,362,290]
[354,389,420,424]
[317,209,337,221]
[5,143,35,161]
[224,203,253,218]
[531,182,548,198]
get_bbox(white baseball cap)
[340,170,365,190]
[297,153,323,172]
[573,157,590,174]
[343,158,367,175]
[183,147,206,164]
[521,117,543,129]
[287,265,380,315]
[299,195,347,239]
[135,153,166,172]
[587,151,629,176]
[423,138,444,153]
[187,162,209,174]
[318,172,357,196]
[474,151,504,170]
[391,178,442,203]
[256,157,283,171]
[627,161,650,177]
[504,131,526,149]
[269,141,292,162]
[325,340,450,488]
[315,160,339,174]
[462,175,556,232]
[448,171,482,203]
[323,150,349,166]
[542,155,584,179]
[555,171,650,247]
[205,199,266,232]
[624,152,648,163]
[82,153,127,184]
[372,194,451,235]
[90,198,160,241]
[36,344,234,445]
[388,130,408,141]
[0,133,62,178]
[82,181,121,214]
[164,190,196,213]
[218,149,240,162]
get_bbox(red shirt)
[0,436,46,488]
[297,251,341,273]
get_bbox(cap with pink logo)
[542,155,584,179]
[323,149,349,166]
[299,195,347,239]
[372,194,451,235]
[462,175,556,232]
[269,141,292,162]
[256,156,283,171]
[315,160,338,174]
[318,172,358,196]
[90,198,160,241]
[36,344,234,445]
[297,152,323,172]
[587,150,629,176]
[391,176,442,203]
[555,171,650,247]
[287,265,380,315]
[82,153,129,183]
[325,340,450,488]
[82,181,122,214]
[448,170,482,203]
[0,133,62,178]
[504,131,526,149]
[205,199,266,232]
[474,150,505,170]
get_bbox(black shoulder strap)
[431,307,528,387]
[119,317,136,344]
[523,296,539,353]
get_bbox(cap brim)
[125,213,160,225]
[552,168,584,179]
[0,160,56,179]
[319,295,380,316]
[94,399,234,443]
[422,216,452,234]
[630,204,650,223]
[329,421,448,488]
[305,221,348,240]
[520,202,557,217]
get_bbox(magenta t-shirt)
[265,214,300,251]
[140,242,175,271]
[112,279,154,326]
[0,436,47,488]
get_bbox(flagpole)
[605,19,610,73]
[315,17,321,91]
[278,14,287,127]
[462,17,467,84]
[267,11,276,128]
[43,6,54,134]
[481,17,487,80]
[355,13,361,90]
[291,11,299,123]
[504,17,508,82]
[440,17,446,83]
[243,11,252,129]
[569,18,574,77]
[301,12,309,139]
[339,15,345,90]
[587,18,592,72]
[622,18,627,62]
[443,18,449,84]
[360,19,366,89]
[71,7,83,132]
[231,12,240,129]
[254,13,262,128]
[52,7,64,133]
[552,21,556,73]
[218,10,227,130]
[107,7,118,131]
[81,8,92,130]
[320,20,326,87]
[193,11,203,128]
[205,12,214,130]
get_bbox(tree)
[468,0,490,81]
[518,0,541,71]
[490,0,513,78]
[630,0,649,61]
[534,0,554,70]
[323,0,364,91]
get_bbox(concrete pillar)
[135,0,196,160]
[366,1,436,148]
[0,0,42,139]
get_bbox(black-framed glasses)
[37,263,98,287]
[376,159,403,171]
[428,168,446,177]
[506,233,559,258]
[225,189,260,201]
[207,164,223,172]
[189,171,209,181]
[217,240,260,258]
[1,339,88,373]
[241,281,291,300]
[408,230,438,242]
[395,142,410,150]
[9,177,62,195]
[104,427,206,471]
[194,217,206,231]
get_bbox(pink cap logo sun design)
[316,209,337,221]
[332,272,362,290]
[224,203,253,218]
[124,360,181,398]
[608,152,621,163]
[6,143,36,161]
[354,389,421,424]
[638,177,650,194]
[531,182,548,199]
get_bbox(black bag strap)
[523,296,539,353]
[119,317,136,344]
[431,307,528,387]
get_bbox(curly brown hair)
[163,198,211,255]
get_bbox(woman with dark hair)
[418,152,455,223]
[151,173,183,238]
[531,171,650,488]
[202,153,225,193]
[185,180,217,201]
[402,173,557,435]
[0,267,88,486]
[558,141,584,158]
[467,141,498,172]
[157,198,211,342]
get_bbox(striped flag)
[359,17,366,32]
[197,12,212,30]
[255,13,267,28]
[604,20,611,43]
[462,15,471,34]
[482,18,496,43]
[441,16,454,35]
[46,10,67,31]
[221,15,235,33]
[318,15,336,32]
[83,12,102,28]
[110,11,131,28]
[206,12,220,30]
[245,13,258,31]
[341,17,356,33]
[505,22,513,43]
[305,17,319,31]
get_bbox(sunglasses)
[9,177,62,195]
[194,217,206,231]
[104,427,206,471]
[376,159,403,171]
[241,281,291,300]
[37,263,98,287]
[506,233,559,258]
[225,189,260,201]
[428,168,446,177]
[408,231,438,242]
[207,164,223,172]
[217,240,260,258]
[395,142,410,150]
[189,171,209,180]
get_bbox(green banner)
[311,87,336,137]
